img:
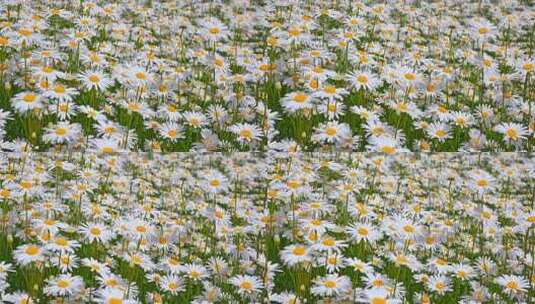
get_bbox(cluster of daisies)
[0,152,533,303]
[0,0,533,152]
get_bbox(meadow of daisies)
[0,0,535,304]
[0,153,533,303]
[0,0,534,152]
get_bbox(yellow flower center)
[189,118,201,126]
[357,74,368,83]
[55,238,68,246]
[435,130,446,138]
[102,146,115,153]
[20,180,33,189]
[325,127,337,136]
[131,255,142,265]
[404,73,416,81]
[311,219,322,226]
[43,66,54,73]
[57,279,70,288]
[293,94,307,103]
[371,298,387,304]
[505,128,518,140]
[25,245,39,256]
[327,256,337,264]
[88,75,100,83]
[239,129,253,140]
[240,281,253,290]
[167,130,177,138]
[209,27,221,34]
[127,103,142,112]
[108,298,123,304]
[259,63,276,72]
[381,146,396,155]
[53,84,66,94]
[135,72,147,80]
[396,255,409,265]
[403,224,415,233]
[477,179,488,187]
[292,246,306,256]
[324,86,336,94]
[506,281,519,290]
[213,59,224,67]
[18,28,32,37]
[288,28,300,37]
[210,179,221,187]
[106,279,118,287]
[90,227,102,235]
[358,227,369,236]
[522,63,534,72]
[23,93,37,103]
[43,219,55,226]
[102,127,115,135]
[323,280,337,288]
[55,127,67,136]
[322,238,335,246]
[267,36,278,46]
[287,180,300,189]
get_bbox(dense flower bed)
[0,153,533,303]
[0,1,533,152]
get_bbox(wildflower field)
[0,153,533,303]
[0,0,534,153]
[0,0,535,304]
